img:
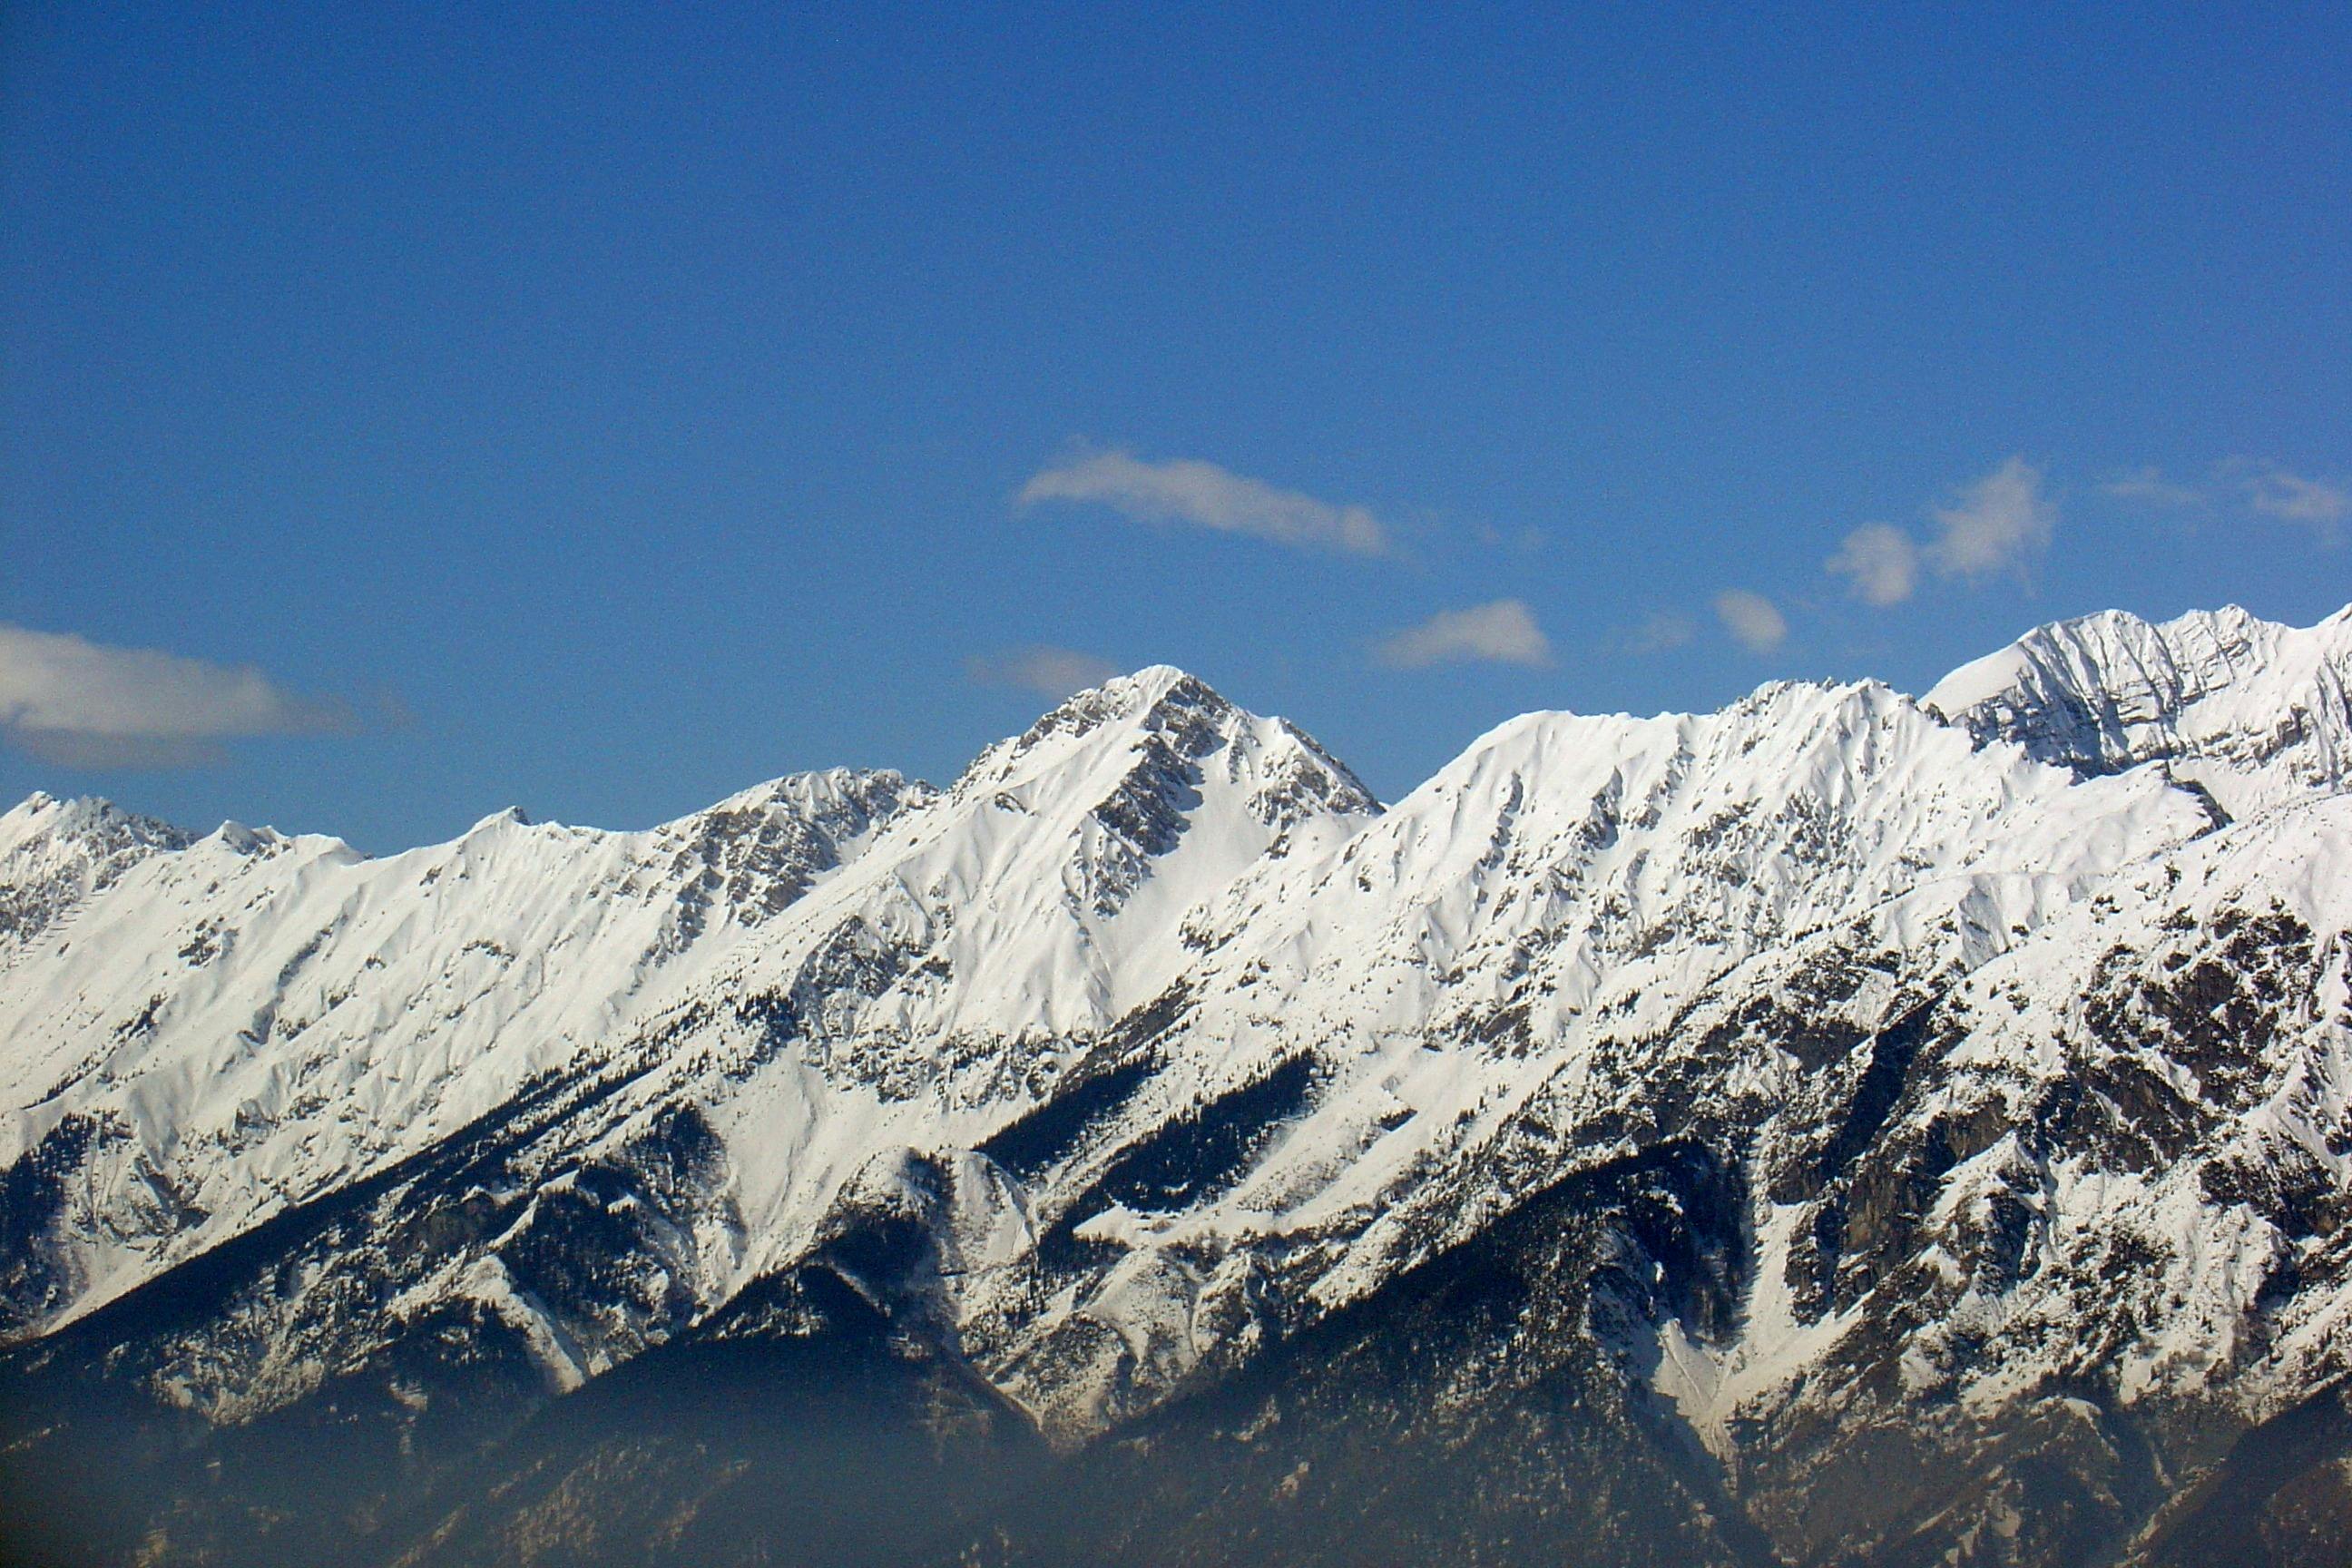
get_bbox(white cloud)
[1020,448,1390,555]
[0,623,351,769]
[1827,523,1920,606]
[965,644,1121,700]
[1925,456,2054,581]
[1377,600,1552,669]
[2099,466,2206,509]
[1713,590,1787,653]
[2239,463,2349,535]
[1475,522,1548,553]
[1626,611,1697,654]
[1818,457,2056,607]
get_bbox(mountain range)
[4,602,2350,1567]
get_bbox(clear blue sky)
[5,2,2347,851]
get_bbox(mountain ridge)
[4,603,2352,1566]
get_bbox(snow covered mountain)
[1925,603,2352,818]
[0,792,190,960]
[4,607,2350,1567]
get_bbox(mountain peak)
[682,767,935,836]
[698,663,1384,1049]
[8,789,113,828]
[955,666,1236,795]
[1112,661,1205,696]
[3,790,189,850]
[1038,663,1228,735]
[1922,603,2286,718]
[1,793,193,956]
[1924,600,2352,818]
[950,664,1377,833]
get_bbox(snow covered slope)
[3,607,2350,1568]
[0,792,190,962]
[0,767,928,1330]
[941,677,2215,1431]
[0,667,1378,1344]
[1926,603,2352,819]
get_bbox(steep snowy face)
[0,793,191,962]
[651,767,936,945]
[0,768,929,1332]
[1925,603,2352,818]
[1648,789,2352,1566]
[1832,792,2352,1422]
[422,668,1389,1345]
[692,665,1383,1072]
[1182,678,2206,1053]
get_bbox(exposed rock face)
[1925,603,2352,818]
[0,792,191,958]
[4,611,2351,1566]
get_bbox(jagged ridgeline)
[3,608,2350,1567]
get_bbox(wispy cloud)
[1626,611,1697,654]
[2100,458,2345,539]
[1713,590,1788,653]
[1019,448,1390,555]
[1377,600,1552,669]
[0,623,353,769]
[1475,521,1548,553]
[1824,456,2055,605]
[965,644,1121,700]
[2099,466,2206,509]
[1926,456,2054,581]
[1826,523,1919,607]
[2237,462,2350,537]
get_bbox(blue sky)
[4,2,2347,851]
